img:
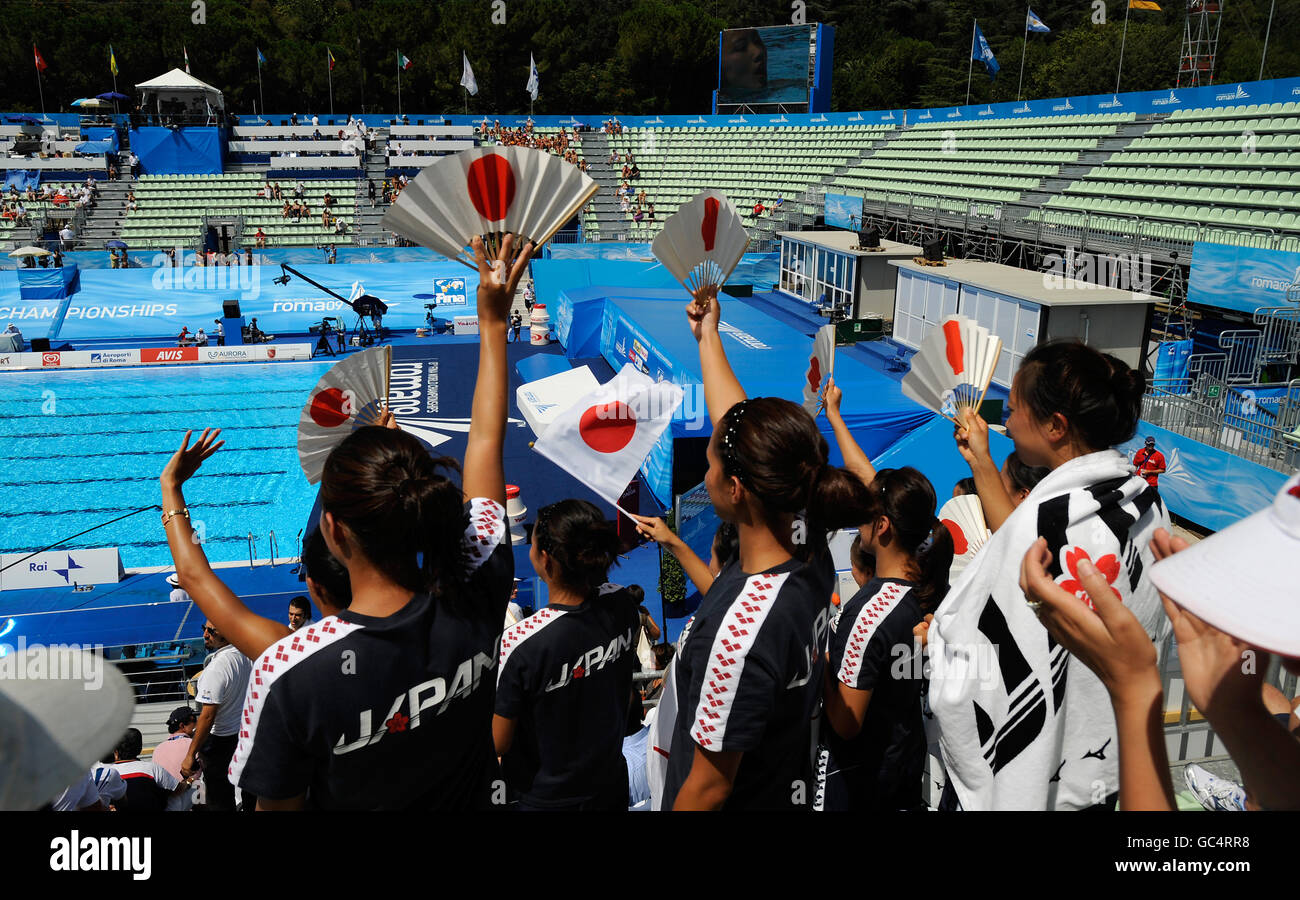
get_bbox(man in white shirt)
[183,621,253,811]
[213,318,224,346]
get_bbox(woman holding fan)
[927,341,1170,811]
[658,283,876,811]
[161,235,534,810]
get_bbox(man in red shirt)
[1133,436,1166,488]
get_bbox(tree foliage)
[0,0,1293,115]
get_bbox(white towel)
[928,450,1170,810]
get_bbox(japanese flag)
[533,363,684,506]
[802,324,836,416]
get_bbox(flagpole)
[397,50,402,118]
[35,64,45,119]
[1115,1,1132,94]
[257,53,265,119]
[1259,0,1276,81]
[965,20,976,106]
[1017,6,1029,102]
[328,48,334,116]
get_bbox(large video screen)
[717,25,814,106]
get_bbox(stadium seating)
[122,173,357,248]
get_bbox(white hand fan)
[381,146,598,279]
[801,324,836,416]
[297,346,391,484]
[938,494,989,582]
[900,315,1002,424]
[651,190,750,292]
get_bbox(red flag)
[33,45,48,73]
[328,49,336,71]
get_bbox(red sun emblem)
[309,387,351,428]
[942,518,967,555]
[573,665,586,679]
[1056,546,1121,610]
[578,401,637,453]
[386,711,410,733]
[466,154,516,222]
[807,355,822,393]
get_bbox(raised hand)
[630,514,676,545]
[473,234,535,326]
[1019,537,1160,697]
[161,429,225,490]
[954,408,991,465]
[686,283,720,342]
[823,377,842,419]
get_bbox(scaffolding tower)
[1178,0,1225,88]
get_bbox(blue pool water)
[0,361,332,568]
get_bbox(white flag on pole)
[802,324,836,416]
[461,52,478,96]
[526,53,539,102]
[533,364,683,506]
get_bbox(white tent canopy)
[134,68,224,117]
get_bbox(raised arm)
[461,235,534,508]
[686,285,745,426]
[823,378,875,489]
[955,408,1016,532]
[630,514,716,596]
[161,429,292,662]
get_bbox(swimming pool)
[0,361,332,569]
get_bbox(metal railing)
[1141,386,1300,473]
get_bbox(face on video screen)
[721,28,767,93]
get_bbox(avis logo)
[155,349,185,361]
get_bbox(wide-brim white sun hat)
[1149,472,1300,657]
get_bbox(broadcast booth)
[778,229,920,322]
[712,23,834,115]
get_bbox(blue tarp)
[1189,242,1300,315]
[74,140,112,154]
[16,263,78,301]
[130,126,225,175]
[1117,425,1287,533]
[871,415,1015,498]
[80,127,119,153]
[2,170,39,192]
[531,253,780,311]
[559,288,933,506]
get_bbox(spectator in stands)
[282,200,291,219]
[273,181,283,201]
[255,227,266,248]
[368,178,376,207]
[647,203,655,220]
[288,596,311,631]
[152,706,198,783]
[295,180,305,199]
[52,249,63,267]
[59,224,75,250]
[111,728,197,811]
[334,218,348,236]
[630,162,640,179]
[752,200,765,217]
[290,113,298,126]
[182,621,254,811]
[126,189,137,213]
[327,245,338,264]
[245,248,253,266]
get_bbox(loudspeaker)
[223,299,242,318]
[31,337,50,352]
[858,225,881,249]
[720,283,753,298]
[923,237,945,263]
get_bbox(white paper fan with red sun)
[652,190,750,293]
[380,146,598,280]
[938,493,990,582]
[901,315,1002,425]
[802,324,836,416]
[297,345,391,484]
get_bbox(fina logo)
[1215,84,1249,101]
[1052,97,1074,111]
[1152,90,1181,106]
[1099,94,1124,109]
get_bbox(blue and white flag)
[972,23,999,78]
[526,53,539,101]
[257,47,267,67]
[1026,8,1051,33]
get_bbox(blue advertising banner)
[235,109,905,129]
[824,192,864,229]
[1188,241,1300,315]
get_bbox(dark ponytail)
[870,467,953,612]
[1017,341,1145,451]
[302,527,353,610]
[719,397,874,556]
[320,426,470,607]
[534,499,621,596]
